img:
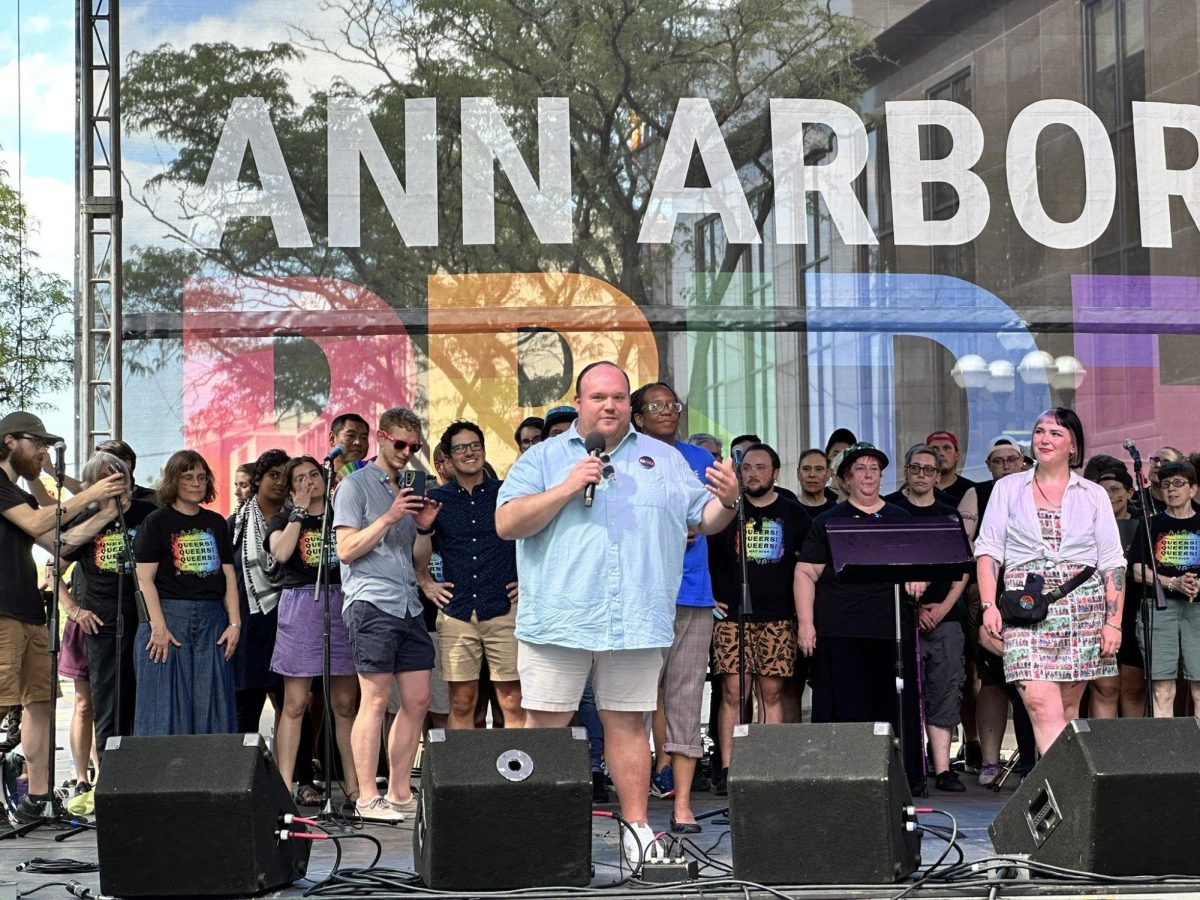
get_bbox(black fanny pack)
[996,566,1096,626]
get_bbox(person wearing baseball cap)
[796,440,926,787]
[540,405,578,439]
[926,430,976,505]
[0,412,127,826]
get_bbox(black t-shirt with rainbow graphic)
[264,510,341,588]
[134,505,233,602]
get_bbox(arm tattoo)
[1102,567,1125,619]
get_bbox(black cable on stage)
[14,883,71,899]
[889,808,959,900]
[14,857,98,875]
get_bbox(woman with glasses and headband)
[133,450,241,734]
[976,409,1126,755]
[1129,460,1200,718]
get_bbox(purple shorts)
[58,619,89,680]
[270,585,356,678]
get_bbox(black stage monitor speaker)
[990,718,1200,875]
[729,722,921,884]
[96,733,310,897]
[414,726,591,890]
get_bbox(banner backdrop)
[115,0,1200,507]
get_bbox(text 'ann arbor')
[197,96,1200,253]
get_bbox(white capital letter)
[461,97,572,245]
[886,100,988,246]
[328,98,438,247]
[198,97,311,249]
[771,99,876,246]
[1007,100,1115,249]
[1133,101,1200,248]
[638,98,759,244]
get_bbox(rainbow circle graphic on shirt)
[94,529,133,573]
[744,518,785,564]
[171,528,221,576]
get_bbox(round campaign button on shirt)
[639,456,655,469]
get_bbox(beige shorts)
[517,640,664,712]
[0,617,52,707]
[437,607,519,682]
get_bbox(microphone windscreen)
[584,431,605,455]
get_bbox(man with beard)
[709,443,809,792]
[0,412,125,825]
[496,362,739,868]
[796,442,925,784]
[884,445,969,792]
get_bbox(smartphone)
[398,470,427,496]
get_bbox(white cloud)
[0,53,76,136]
[25,15,53,35]
[0,147,75,281]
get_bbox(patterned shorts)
[712,618,797,677]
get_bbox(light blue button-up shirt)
[497,423,711,650]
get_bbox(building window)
[926,69,975,282]
[1086,0,1147,275]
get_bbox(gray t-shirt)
[332,462,422,618]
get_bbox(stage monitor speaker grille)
[96,733,310,897]
[729,722,921,884]
[990,717,1200,875]
[414,727,591,890]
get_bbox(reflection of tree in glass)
[121,2,871,427]
[0,163,73,408]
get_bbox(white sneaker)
[978,763,1002,786]
[355,794,405,823]
[386,792,418,816]
[622,821,664,871]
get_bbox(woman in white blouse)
[976,408,1126,755]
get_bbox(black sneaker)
[15,794,50,825]
[935,770,966,793]
[963,740,982,773]
[713,767,728,797]
[591,771,610,804]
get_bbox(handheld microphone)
[324,445,346,463]
[583,431,605,509]
[731,447,745,468]
[53,440,66,483]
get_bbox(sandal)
[293,784,322,808]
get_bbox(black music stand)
[825,516,972,787]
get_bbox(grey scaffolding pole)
[76,0,122,455]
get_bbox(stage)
[5,777,1200,900]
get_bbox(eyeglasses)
[386,437,424,454]
[450,440,483,456]
[18,434,49,450]
[905,464,938,477]
[179,473,208,485]
[519,436,542,449]
[645,400,682,414]
[1162,478,1194,490]
[988,455,1023,467]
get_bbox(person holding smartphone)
[333,408,441,823]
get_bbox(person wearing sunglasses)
[1130,460,1200,718]
[496,361,740,870]
[332,407,442,823]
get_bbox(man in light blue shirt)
[496,361,739,867]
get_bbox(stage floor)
[5,776,1200,900]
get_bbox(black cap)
[0,411,63,444]
[836,441,890,479]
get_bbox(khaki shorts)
[437,607,519,682]
[517,641,664,712]
[0,617,52,706]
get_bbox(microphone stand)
[313,460,339,819]
[1131,453,1163,718]
[5,447,87,838]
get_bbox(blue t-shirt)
[674,440,715,608]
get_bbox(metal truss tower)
[76,0,122,450]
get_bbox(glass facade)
[112,0,1200,510]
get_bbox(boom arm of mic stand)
[1133,462,1167,612]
